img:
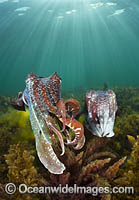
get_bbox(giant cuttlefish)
[85,90,118,137]
[11,72,85,174]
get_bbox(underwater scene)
[0,0,139,199]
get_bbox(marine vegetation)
[0,107,34,142]
[37,136,126,200]
[114,113,139,137]
[0,86,138,200]
[113,87,139,114]
[4,142,45,200]
[2,137,126,200]
[112,135,139,200]
[106,87,139,156]
[108,112,139,156]
[0,96,12,112]
[0,107,34,191]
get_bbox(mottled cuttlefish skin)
[85,90,118,137]
[23,72,65,174]
[11,72,85,174]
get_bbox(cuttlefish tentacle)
[56,99,66,132]
[62,117,85,150]
[73,134,85,150]
[11,72,86,174]
[64,129,72,143]
[65,99,80,118]
[44,117,65,156]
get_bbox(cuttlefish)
[11,72,85,174]
[85,90,118,137]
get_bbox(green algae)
[0,107,34,142]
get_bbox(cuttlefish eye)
[18,92,23,98]
[11,100,26,111]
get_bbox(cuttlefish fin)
[49,72,61,82]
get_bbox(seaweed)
[0,107,34,142]
[113,88,139,114]
[2,137,125,200]
[0,106,35,198]
[0,87,138,200]
[4,142,46,200]
[108,112,139,157]
[114,113,139,137]
[37,136,126,200]
[112,135,139,200]
[0,96,12,113]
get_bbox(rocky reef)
[0,87,138,200]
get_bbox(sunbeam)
[0,0,139,95]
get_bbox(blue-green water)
[0,0,139,96]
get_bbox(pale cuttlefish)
[85,90,118,137]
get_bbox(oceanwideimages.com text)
[5,183,134,196]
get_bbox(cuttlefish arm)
[65,99,80,118]
[57,99,85,150]
[65,128,85,150]
[56,99,66,132]
[56,99,81,132]
[73,134,85,150]
[65,118,85,149]
[44,117,65,156]
[59,117,85,150]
